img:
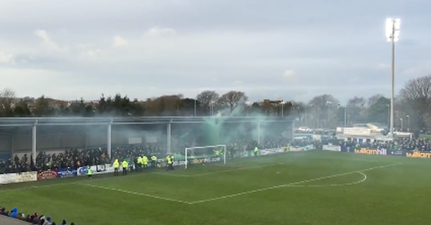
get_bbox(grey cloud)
[0,0,430,103]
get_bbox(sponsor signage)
[406,151,431,158]
[323,145,340,151]
[304,145,313,151]
[171,156,221,166]
[0,173,16,184]
[15,171,37,183]
[327,144,431,159]
[388,150,406,156]
[354,148,387,155]
[77,166,90,175]
[77,164,115,176]
[291,145,313,152]
[340,146,353,153]
[57,168,77,178]
[37,170,58,180]
[394,132,413,138]
[261,148,283,155]
[343,127,371,136]
[196,156,221,164]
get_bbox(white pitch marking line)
[189,163,401,204]
[314,157,381,163]
[0,169,158,193]
[75,183,192,204]
[0,181,78,193]
[153,163,283,177]
[286,171,367,188]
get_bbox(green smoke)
[201,114,222,145]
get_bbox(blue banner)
[388,150,406,156]
[77,166,89,175]
[0,153,10,161]
[57,167,77,178]
[340,146,353,153]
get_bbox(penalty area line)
[188,163,401,204]
[286,171,367,188]
[75,183,192,204]
[153,163,283,177]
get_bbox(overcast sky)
[0,0,430,104]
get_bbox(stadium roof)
[0,116,293,127]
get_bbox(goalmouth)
[184,144,227,169]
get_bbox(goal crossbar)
[185,144,226,169]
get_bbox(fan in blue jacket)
[9,207,18,218]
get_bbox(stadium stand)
[327,137,431,151]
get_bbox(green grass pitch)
[1,151,431,225]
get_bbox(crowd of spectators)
[0,206,74,225]
[0,136,309,175]
[336,137,431,152]
[0,148,110,174]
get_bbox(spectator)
[9,207,18,218]
[44,216,52,225]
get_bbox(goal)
[184,144,227,169]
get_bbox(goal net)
[184,145,227,169]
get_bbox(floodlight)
[385,18,401,42]
[385,18,393,40]
[384,17,401,137]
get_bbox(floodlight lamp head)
[385,18,401,42]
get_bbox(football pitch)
[1,151,430,225]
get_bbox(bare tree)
[308,94,339,127]
[399,75,431,130]
[147,95,182,116]
[367,96,390,125]
[308,94,339,109]
[347,96,367,123]
[218,91,248,113]
[347,96,366,108]
[261,99,273,116]
[0,88,16,116]
[367,94,384,108]
[196,90,219,113]
[292,101,305,122]
[33,95,53,116]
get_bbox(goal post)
[184,144,227,169]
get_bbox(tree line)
[0,74,430,131]
[0,90,292,118]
